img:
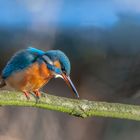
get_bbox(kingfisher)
[0,47,79,100]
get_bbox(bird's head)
[41,50,79,98]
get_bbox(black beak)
[62,73,79,98]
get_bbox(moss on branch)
[0,90,140,121]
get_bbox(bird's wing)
[2,48,45,79]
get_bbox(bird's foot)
[33,90,41,103]
[23,91,30,100]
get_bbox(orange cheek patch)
[54,60,61,69]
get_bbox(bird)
[0,47,79,100]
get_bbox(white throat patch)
[55,74,63,79]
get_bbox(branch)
[0,90,140,121]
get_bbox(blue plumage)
[2,48,45,79]
[2,48,71,79]
[27,47,45,56]
[45,50,71,75]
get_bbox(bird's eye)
[61,67,67,74]
[61,67,65,72]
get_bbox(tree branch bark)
[0,90,140,121]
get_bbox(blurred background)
[1,0,140,140]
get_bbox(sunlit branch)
[0,90,140,121]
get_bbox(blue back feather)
[2,48,45,79]
[27,47,45,56]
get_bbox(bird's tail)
[0,76,6,88]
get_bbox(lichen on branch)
[0,90,140,121]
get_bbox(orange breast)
[6,62,53,91]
